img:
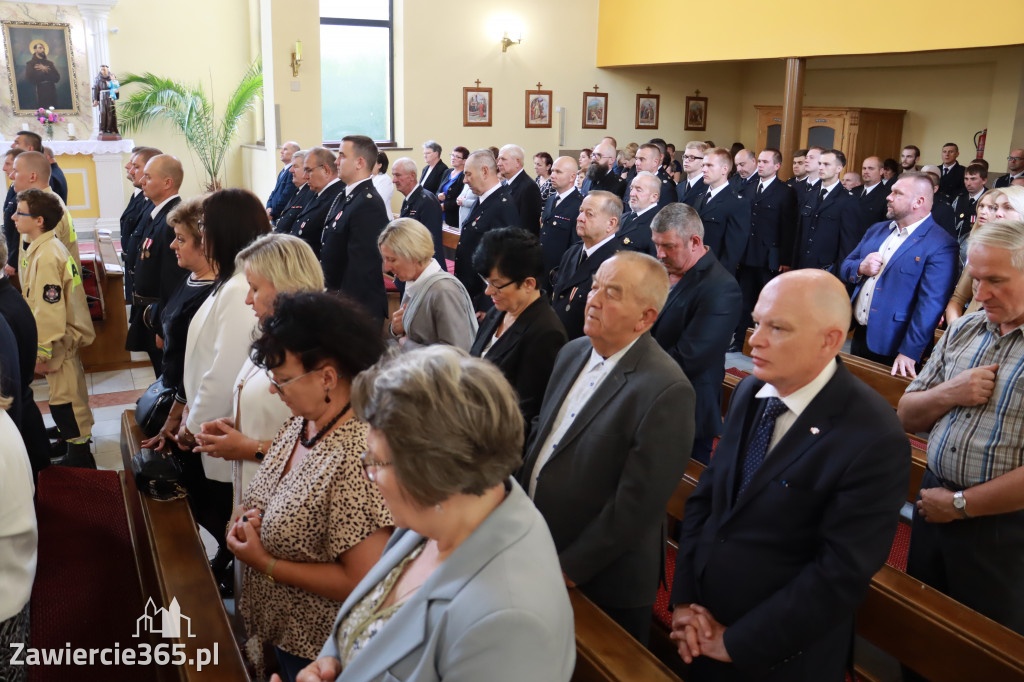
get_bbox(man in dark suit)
[584,141,626,197]
[919,165,958,240]
[651,204,741,464]
[320,135,390,321]
[785,149,807,189]
[792,149,861,273]
[728,149,758,196]
[677,141,709,205]
[951,163,988,270]
[290,147,344,257]
[540,156,582,291]
[670,269,909,681]
[454,150,520,310]
[628,143,675,210]
[793,146,825,207]
[2,148,24,276]
[11,131,66,203]
[121,147,161,303]
[125,154,186,371]
[994,148,1024,187]
[551,191,622,339]
[419,140,449,194]
[497,144,543,235]
[265,141,300,221]
[855,156,889,228]
[840,172,958,376]
[392,156,445,271]
[734,149,796,350]
[937,142,965,203]
[694,147,749,275]
[616,172,660,255]
[272,150,312,235]
[523,251,695,644]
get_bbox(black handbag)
[131,447,186,501]
[135,377,175,438]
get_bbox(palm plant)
[118,58,263,191]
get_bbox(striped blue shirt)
[906,311,1024,487]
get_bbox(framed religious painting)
[3,21,80,115]
[525,88,552,129]
[463,86,492,127]
[582,91,608,130]
[635,93,660,129]
[685,94,708,132]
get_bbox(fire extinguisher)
[974,129,987,159]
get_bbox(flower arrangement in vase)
[36,107,65,140]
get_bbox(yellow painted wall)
[733,47,1024,172]
[55,153,100,217]
[597,0,1024,67]
[107,0,259,198]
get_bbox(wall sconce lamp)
[501,31,521,53]
[291,41,302,77]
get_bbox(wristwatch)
[254,441,267,462]
[952,490,970,518]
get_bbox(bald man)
[670,269,910,681]
[266,140,301,220]
[855,156,888,227]
[125,154,186,370]
[994,148,1024,188]
[540,156,583,290]
[11,151,80,270]
[840,171,957,377]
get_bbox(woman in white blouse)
[176,188,271,590]
[371,152,395,217]
[195,233,325,596]
[0,387,35,682]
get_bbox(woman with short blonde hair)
[378,218,477,351]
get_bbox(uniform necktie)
[738,397,788,496]
[819,187,828,202]
[500,179,508,187]
[942,167,948,177]
[756,183,764,196]
[699,192,710,212]
[578,249,589,268]
[400,198,408,215]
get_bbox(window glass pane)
[320,0,389,21]
[321,24,391,141]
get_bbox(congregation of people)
[2,124,1024,682]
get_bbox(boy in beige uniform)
[14,188,95,467]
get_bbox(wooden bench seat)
[120,409,251,681]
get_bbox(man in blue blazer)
[524,251,695,644]
[671,270,909,681]
[792,150,861,273]
[651,204,741,464]
[265,141,299,221]
[839,172,958,376]
[539,156,583,291]
[320,136,390,321]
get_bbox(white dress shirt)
[854,215,928,325]
[529,338,640,497]
[754,358,837,453]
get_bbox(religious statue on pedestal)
[92,64,120,138]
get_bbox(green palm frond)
[117,59,263,191]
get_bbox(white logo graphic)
[133,597,196,638]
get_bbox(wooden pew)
[570,590,680,682]
[81,230,149,372]
[741,328,911,410]
[120,410,251,681]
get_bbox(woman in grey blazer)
[276,347,574,682]
[380,218,477,351]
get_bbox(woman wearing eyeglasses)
[281,346,573,682]
[379,218,477,351]
[438,146,468,229]
[228,290,393,682]
[469,228,566,436]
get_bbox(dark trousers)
[734,264,774,345]
[692,436,715,466]
[274,646,313,682]
[850,323,899,368]
[599,603,653,647]
[907,470,1024,636]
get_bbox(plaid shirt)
[907,311,1024,487]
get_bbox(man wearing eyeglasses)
[582,142,626,199]
[676,141,709,206]
[994,149,1024,188]
[287,146,343,258]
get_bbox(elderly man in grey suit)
[520,250,696,644]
